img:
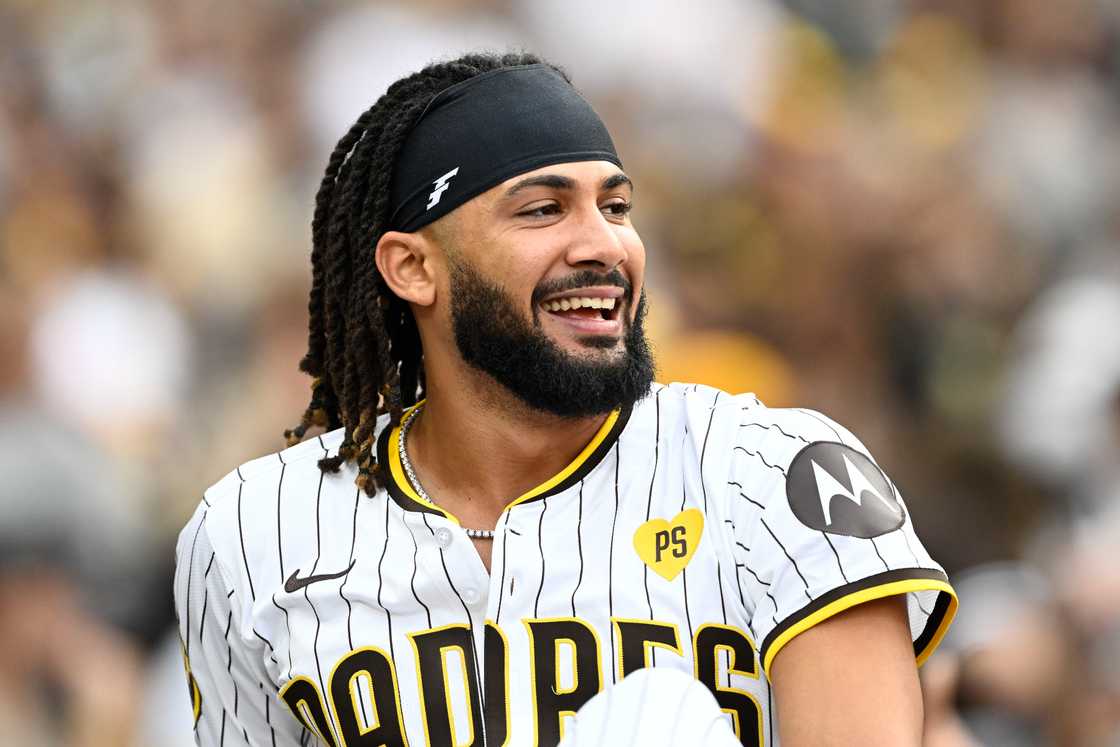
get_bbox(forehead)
[479,160,630,208]
[426,160,630,241]
[496,160,627,192]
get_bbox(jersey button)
[462,587,482,605]
[435,527,453,547]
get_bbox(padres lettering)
[276,617,762,747]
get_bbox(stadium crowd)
[1,0,1118,744]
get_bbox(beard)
[447,257,656,418]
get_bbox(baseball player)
[174,51,957,746]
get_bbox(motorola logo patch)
[786,442,904,538]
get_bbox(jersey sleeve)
[723,402,957,678]
[174,503,306,746]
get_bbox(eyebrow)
[601,172,633,192]
[503,171,634,198]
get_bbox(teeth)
[541,296,619,313]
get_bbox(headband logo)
[427,167,460,210]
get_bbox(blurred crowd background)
[1,0,1119,745]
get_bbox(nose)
[564,204,628,271]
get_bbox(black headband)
[387,64,622,233]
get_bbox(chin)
[559,334,625,354]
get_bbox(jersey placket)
[423,508,522,746]
[481,504,534,746]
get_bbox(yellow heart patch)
[633,509,704,581]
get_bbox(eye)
[517,202,562,218]
[602,201,633,218]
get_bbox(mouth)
[538,287,624,336]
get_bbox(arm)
[175,505,306,746]
[770,597,923,747]
[720,400,958,743]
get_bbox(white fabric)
[558,668,740,747]
[175,382,950,745]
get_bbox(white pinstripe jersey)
[174,382,957,747]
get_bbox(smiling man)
[174,52,957,746]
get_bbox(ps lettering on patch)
[634,509,703,581]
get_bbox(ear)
[375,230,436,307]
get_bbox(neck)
[405,368,612,522]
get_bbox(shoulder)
[732,401,881,483]
[650,381,780,427]
[627,381,755,440]
[639,381,847,456]
[184,415,391,554]
[175,416,394,606]
[726,399,909,544]
[202,428,344,512]
[645,382,890,501]
[636,380,873,449]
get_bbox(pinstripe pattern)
[302,445,329,693]
[571,481,585,617]
[174,384,954,746]
[377,495,396,663]
[404,515,432,629]
[339,488,359,650]
[175,504,306,745]
[642,387,663,664]
[495,521,510,627]
[607,443,620,684]
[678,480,695,659]
[534,498,548,617]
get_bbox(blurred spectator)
[938,562,1120,745]
[28,270,193,461]
[298,3,525,157]
[0,288,144,746]
[1000,253,1120,503]
[942,564,1075,746]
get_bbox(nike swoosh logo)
[284,560,356,593]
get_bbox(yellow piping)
[762,579,958,677]
[386,403,621,522]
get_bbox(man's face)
[429,160,654,417]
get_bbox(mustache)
[531,268,632,306]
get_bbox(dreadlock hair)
[284,51,568,496]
